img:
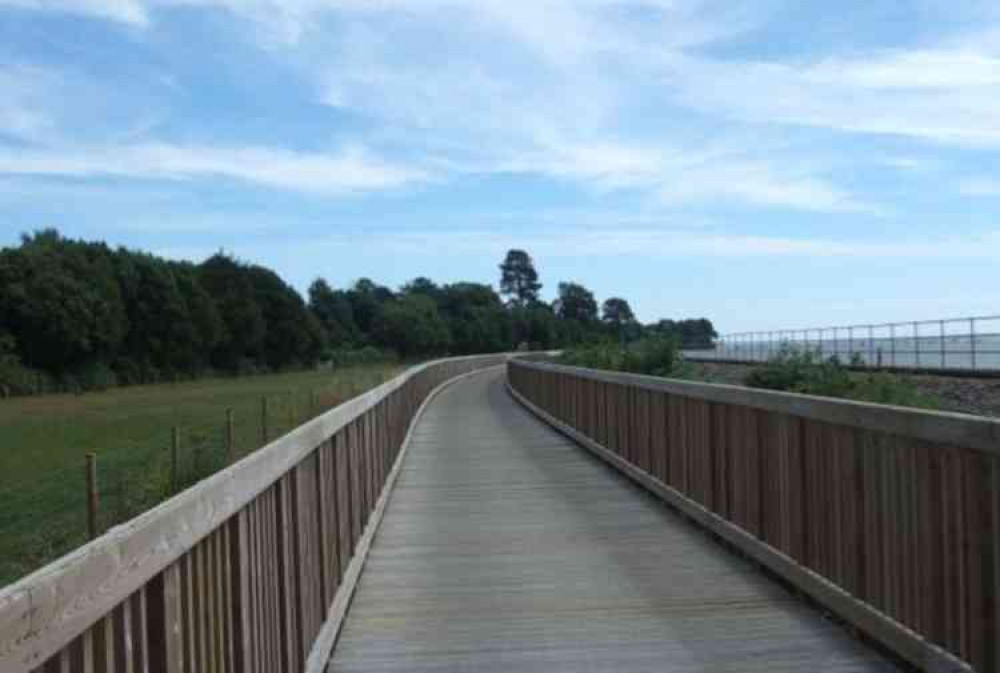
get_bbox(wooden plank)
[163,564,183,673]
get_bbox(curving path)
[328,368,898,672]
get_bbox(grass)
[0,363,402,587]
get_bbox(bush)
[559,336,683,378]
[745,350,936,408]
[326,347,398,368]
[71,362,119,392]
[744,350,853,397]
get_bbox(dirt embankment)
[685,361,1000,419]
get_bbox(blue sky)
[0,1,997,333]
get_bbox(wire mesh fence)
[0,367,395,586]
[685,315,1000,372]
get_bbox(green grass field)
[0,363,402,587]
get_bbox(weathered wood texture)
[0,355,512,673]
[330,368,897,672]
[508,360,999,673]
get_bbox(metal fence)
[685,315,1000,372]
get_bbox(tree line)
[0,232,716,394]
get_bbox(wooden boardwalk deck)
[328,368,899,672]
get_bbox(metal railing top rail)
[0,352,524,673]
[718,314,1000,339]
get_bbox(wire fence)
[0,368,394,587]
[684,314,1000,373]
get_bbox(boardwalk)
[329,368,898,672]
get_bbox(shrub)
[559,336,683,378]
[745,350,936,408]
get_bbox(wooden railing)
[508,360,999,673]
[0,354,513,673]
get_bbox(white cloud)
[0,0,148,25]
[215,227,1000,261]
[671,43,1000,147]
[0,143,429,195]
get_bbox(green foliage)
[745,350,937,408]
[0,231,127,372]
[498,249,542,307]
[554,282,598,324]
[558,335,683,378]
[374,294,451,359]
[325,346,397,367]
[648,318,717,349]
[601,297,635,326]
[309,279,360,346]
[0,233,715,395]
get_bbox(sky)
[0,0,997,334]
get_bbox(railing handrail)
[0,353,524,672]
[515,360,1000,454]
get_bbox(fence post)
[86,453,99,540]
[970,318,977,369]
[940,320,946,369]
[171,426,180,491]
[226,409,235,459]
[261,397,269,444]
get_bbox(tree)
[246,265,325,369]
[602,297,640,344]
[437,283,512,354]
[499,249,542,307]
[401,277,440,302]
[0,231,127,373]
[601,297,635,326]
[198,254,266,371]
[347,278,394,336]
[553,282,598,323]
[647,318,717,349]
[374,294,451,358]
[309,279,359,347]
[511,304,557,349]
[114,250,202,377]
[171,262,224,370]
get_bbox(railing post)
[914,321,921,367]
[890,323,897,366]
[86,453,99,540]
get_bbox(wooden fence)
[508,360,999,673]
[0,354,511,673]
